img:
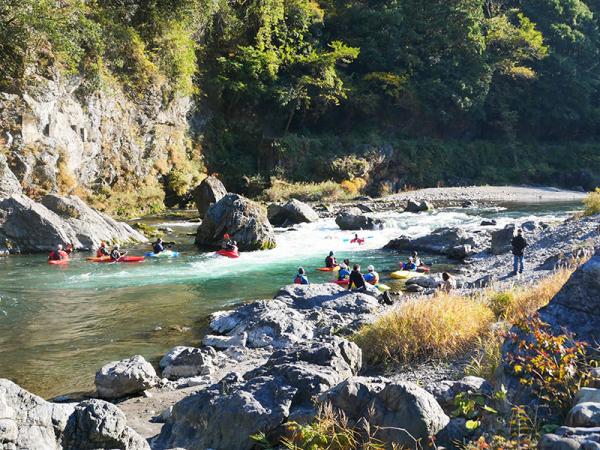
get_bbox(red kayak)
[88,256,145,263]
[48,259,69,265]
[350,238,365,245]
[216,249,239,259]
[333,279,350,286]
[317,266,340,272]
[417,265,431,273]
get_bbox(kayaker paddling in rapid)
[110,244,127,261]
[294,267,309,285]
[96,241,110,257]
[48,244,69,261]
[325,251,337,268]
[350,233,364,244]
[152,238,165,254]
[222,233,238,251]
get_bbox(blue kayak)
[144,250,180,258]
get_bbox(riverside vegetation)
[3,0,600,218]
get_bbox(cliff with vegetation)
[2,0,600,216]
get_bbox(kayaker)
[325,251,337,268]
[110,244,127,261]
[222,233,237,251]
[348,264,367,291]
[363,265,379,285]
[294,267,309,285]
[439,272,456,293]
[403,257,417,271]
[338,263,351,281]
[152,238,165,254]
[511,228,528,275]
[343,258,351,268]
[96,241,110,257]
[65,243,74,255]
[350,233,363,244]
[48,244,68,261]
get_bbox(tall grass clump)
[263,178,352,203]
[354,294,494,366]
[583,188,600,216]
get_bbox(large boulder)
[0,193,146,252]
[540,426,600,450]
[385,227,487,259]
[41,194,146,249]
[95,355,158,400]
[491,224,516,255]
[155,338,361,450]
[267,199,319,227]
[195,193,276,251]
[536,249,600,344]
[335,207,383,231]
[322,377,449,447]
[0,154,22,198]
[159,346,218,380]
[191,175,227,218]
[404,199,433,213]
[0,378,149,450]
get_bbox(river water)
[0,202,581,398]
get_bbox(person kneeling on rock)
[348,264,367,292]
[294,267,309,285]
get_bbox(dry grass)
[263,178,353,203]
[354,293,495,366]
[583,188,600,216]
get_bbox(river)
[0,201,581,398]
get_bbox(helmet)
[224,233,230,239]
[57,244,63,250]
[100,241,106,247]
[113,244,120,249]
[367,265,374,271]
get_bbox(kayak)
[317,266,340,272]
[88,256,145,263]
[417,265,431,273]
[376,283,391,292]
[390,270,421,280]
[350,238,365,245]
[333,279,350,286]
[144,250,180,258]
[216,249,239,258]
[48,259,69,265]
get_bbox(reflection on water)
[0,202,581,398]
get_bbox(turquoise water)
[0,202,581,398]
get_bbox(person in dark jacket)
[511,229,528,274]
[325,251,337,268]
[152,238,164,254]
[348,264,367,291]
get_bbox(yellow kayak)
[390,270,420,280]
[376,283,391,292]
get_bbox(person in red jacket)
[48,244,68,261]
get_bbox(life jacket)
[97,247,109,257]
[110,250,121,261]
[50,250,68,261]
[153,242,164,254]
[325,256,336,268]
[294,275,308,285]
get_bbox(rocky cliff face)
[0,69,196,210]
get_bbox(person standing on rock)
[511,229,528,275]
[348,264,367,291]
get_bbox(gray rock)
[540,427,600,450]
[191,176,227,218]
[521,220,539,231]
[576,389,600,405]
[322,376,449,447]
[267,199,319,227]
[355,203,374,213]
[491,224,515,255]
[405,275,439,289]
[567,402,600,428]
[335,207,384,230]
[405,199,433,213]
[0,154,22,198]
[427,376,493,409]
[537,250,600,344]
[202,332,248,349]
[159,346,217,380]
[95,355,158,399]
[195,193,276,251]
[0,378,148,450]
[591,369,600,388]
[481,219,497,226]
[385,227,487,259]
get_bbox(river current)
[0,202,581,398]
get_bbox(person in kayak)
[110,244,127,261]
[511,228,528,275]
[294,267,309,285]
[325,251,337,268]
[338,263,351,281]
[96,241,110,257]
[65,243,74,255]
[222,233,237,251]
[403,257,417,271]
[48,244,68,261]
[412,251,421,267]
[343,258,351,268]
[348,264,367,291]
[350,234,363,244]
[363,265,379,285]
[152,238,165,254]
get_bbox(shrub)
[489,292,514,319]
[340,177,367,196]
[583,188,600,216]
[88,176,165,219]
[464,327,508,381]
[354,293,494,366]
[329,155,371,181]
[263,178,352,202]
